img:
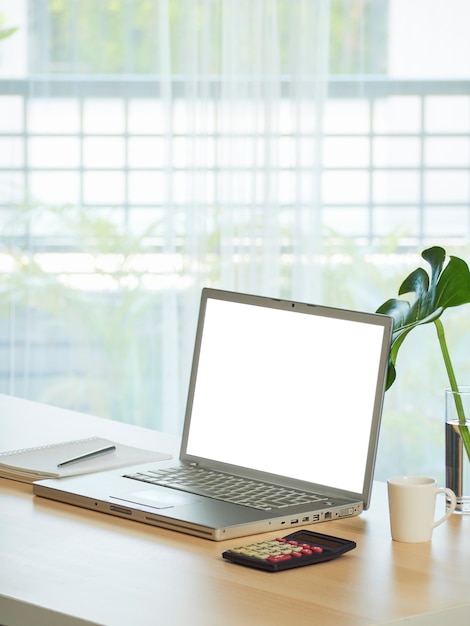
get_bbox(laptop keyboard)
[123,466,328,511]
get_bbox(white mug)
[387,476,457,543]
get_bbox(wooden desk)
[1,394,469,626]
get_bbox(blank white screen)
[186,298,385,494]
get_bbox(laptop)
[34,288,392,541]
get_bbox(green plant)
[0,12,18,41]
[376,246,470,462]
[0,27,17,41]
[0,202,169,426]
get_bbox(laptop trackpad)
[111,489,201,510]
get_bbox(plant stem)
[434,318,470,462]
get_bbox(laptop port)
[290,518,299,524]
[324,511,332,520]
[301,516,310,522]
[110,505,132,516]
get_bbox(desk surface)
[1,393,469,626]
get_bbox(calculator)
[222,530,356,572]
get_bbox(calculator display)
[290,531,344,549]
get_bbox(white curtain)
[3,1,470,486]
[148,1,330,429]
[151,0,328,297]
[0,0,330,432]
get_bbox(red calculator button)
[312,546,323,553]
[267,554,292,562]
[301,549,313,555]
[287,540,299,546]
[291,551,303,558]
[276,538,287,543]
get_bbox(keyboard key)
[124,466,324,511]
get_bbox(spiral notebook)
[0,436,172,484]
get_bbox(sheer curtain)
[154,0,330,429]
[155,0,328,297]
[0,0,329,433]
[2,1,470,485]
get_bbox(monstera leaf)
[377,246,470,390]
[376,246,470,461]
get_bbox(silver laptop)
[34,288,392,541]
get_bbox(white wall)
[388,0,470,78]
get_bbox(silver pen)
[57,445,116,467]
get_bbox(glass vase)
[445,387,470,514]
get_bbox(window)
[1,0,469,483]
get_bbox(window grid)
[0,78,469,250]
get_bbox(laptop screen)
[184,291,391,496]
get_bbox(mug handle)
[432,487,457,528]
